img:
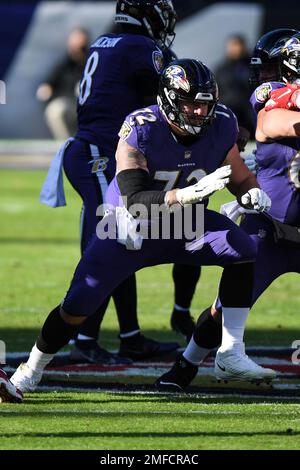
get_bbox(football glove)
[241,188,271,212]
[176,165,231,205]
[265,83,300,111]
[243,150,257,175]
[220,200,256,223]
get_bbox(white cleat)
[10,363,43,393]
[0,368,23,403]
[215,348,277,384]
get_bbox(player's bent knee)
[231,230,257,263]
[60,307,87,325]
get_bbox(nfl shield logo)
[258,229,266,239]
[184,150,192,159]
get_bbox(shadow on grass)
[0,431,299,439]
[0,327,181,354]
[7,392,300,406]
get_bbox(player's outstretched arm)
[256,107,300,142]
[224,144,271,212]
[116,139,231,209]
[224,144,257,198]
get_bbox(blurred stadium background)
[1,0,300,140]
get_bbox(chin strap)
[183,124,202,135]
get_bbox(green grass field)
[1,393,300,450]
[0,169,300,450]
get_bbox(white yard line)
[6,385,298,400]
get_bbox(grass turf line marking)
[25,386,300,401]
[0,409,297,415]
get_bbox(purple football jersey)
[76,33,164,163]
[250,81,300,225]
[106,104,238,207]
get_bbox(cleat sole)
[0,382,23,403]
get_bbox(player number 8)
[79,51,99,106]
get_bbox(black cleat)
[70,341,132,365]
[119,333,180,361]
[155,354,198,392]
[170,308,195,343]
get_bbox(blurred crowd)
[36,28,90,140]
[37,29,255,140]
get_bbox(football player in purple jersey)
[243,28,298,175]
[156,30,300,392]
[43,0,189,364]
[11,59,275,394]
